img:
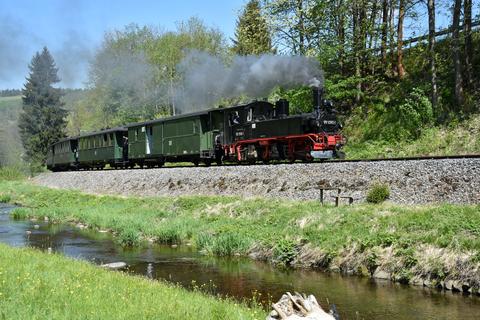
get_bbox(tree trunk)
[452,0,464,107]
[396,0,406,79]
[428,0,438,108]
[337,0,345,75]
[296,0,305,55]
[353,1,362,104]
[359,0,367,80]
[381,0,389,71]
[368,0,379,75]
[389,0,396,77]
[464,0,473,89]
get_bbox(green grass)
[0,243,263,320]
[1,181,479,285]
[0,166,26,181]
[1,181,479,253]
[0,95,21,109]
[343,114,480,159]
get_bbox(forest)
[1,0,479,167]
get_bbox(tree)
[381,0,389,70]
[262,0,318,54]
[18,47,67,166]
[233,0,272,55]
[452,0,464,107]
[427,0,438,108]
[396,0,406,79]
[464,0,473,89]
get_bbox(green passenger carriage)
[127,110,224,167]
[77,128,128,169]
[46,137,78,171]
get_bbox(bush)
[395,87,434,138]
[366,183,390,204]
[273,238,297,265]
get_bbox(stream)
[0,203,479,319]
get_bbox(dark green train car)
[77,128,128,169]
[127,110,224,167]
[46,138,79,171]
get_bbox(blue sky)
[0,0,478,90]
[0,0,246,89]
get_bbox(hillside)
[0,96,23,166]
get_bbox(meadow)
[0,243,263,320]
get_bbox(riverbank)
[1,181,479,294]
[0,243,262,319]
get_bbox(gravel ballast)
[33,158,480,204]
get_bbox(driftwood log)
[267,292,338,320]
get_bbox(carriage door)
[145,126,153,155]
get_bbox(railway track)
[69,153,480,172]
[325,154,480,163]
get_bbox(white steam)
[174,51,323,113]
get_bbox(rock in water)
[267,292,336,320]
[101,262,127,270]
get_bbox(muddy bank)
[34,158,480,204]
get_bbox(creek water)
[0,203,479,319]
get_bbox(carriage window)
[110,133,114,146]
[149,127,153,135]
[103,134,107,145]
[135,129,139,141]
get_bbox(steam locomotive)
[46,87,345,171]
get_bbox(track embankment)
[34,158,480,204]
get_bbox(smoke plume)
[174,51,323,113]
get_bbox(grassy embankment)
[0,243,263,320]
[343,114,480,159]
[1,179,479,291]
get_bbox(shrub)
[366,183,390,204]
[395,87,434,138]
[273,238,297,266]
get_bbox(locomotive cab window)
[229,111,240,126]
[246,108,253,122]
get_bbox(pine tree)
[233,0,272,55]
[18,47,67,166]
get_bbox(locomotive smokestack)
[312,87,323,110]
